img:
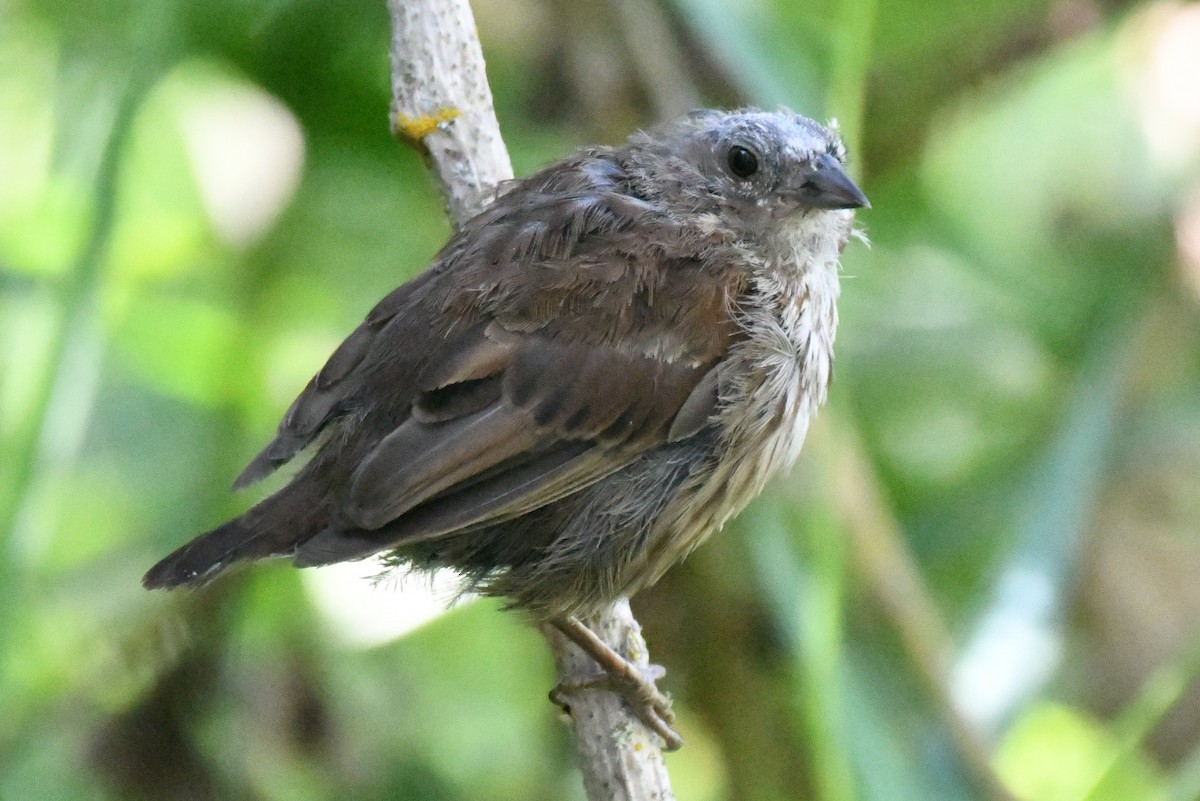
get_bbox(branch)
[387,0,513,224]
[386,2,676,798]
[542,601,676,800]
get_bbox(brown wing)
[232,148,741,567]
[291,322,727,566]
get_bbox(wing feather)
[346,405,540,529]
[343,328,711,530]
[294,443,616,566]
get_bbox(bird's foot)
[550,616,683,750]
[551,662,681,750]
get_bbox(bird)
[143,108,868,748]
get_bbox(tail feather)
[143,518,263,588]
[143,480,327,589]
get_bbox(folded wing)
[294,325,721,565]
[220,150,742,569]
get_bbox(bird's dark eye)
[727,146,758,178]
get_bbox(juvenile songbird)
[144,109,867,746]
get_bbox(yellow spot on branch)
[393,108,461,144]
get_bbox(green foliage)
[3,0,1200,799]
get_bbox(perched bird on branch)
[144,108,868,748]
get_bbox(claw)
[550,617,684,750]
[551,667,682,750]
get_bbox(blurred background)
[2,0,1200,799]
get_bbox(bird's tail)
[142,477,327,589]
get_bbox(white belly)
[632,243,843,591]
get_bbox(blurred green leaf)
[3,1,1200,800]
[113,294,241,406]
[996,703,1166,801]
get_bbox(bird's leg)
[549,615,683,750]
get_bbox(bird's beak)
[792,154,870,210]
